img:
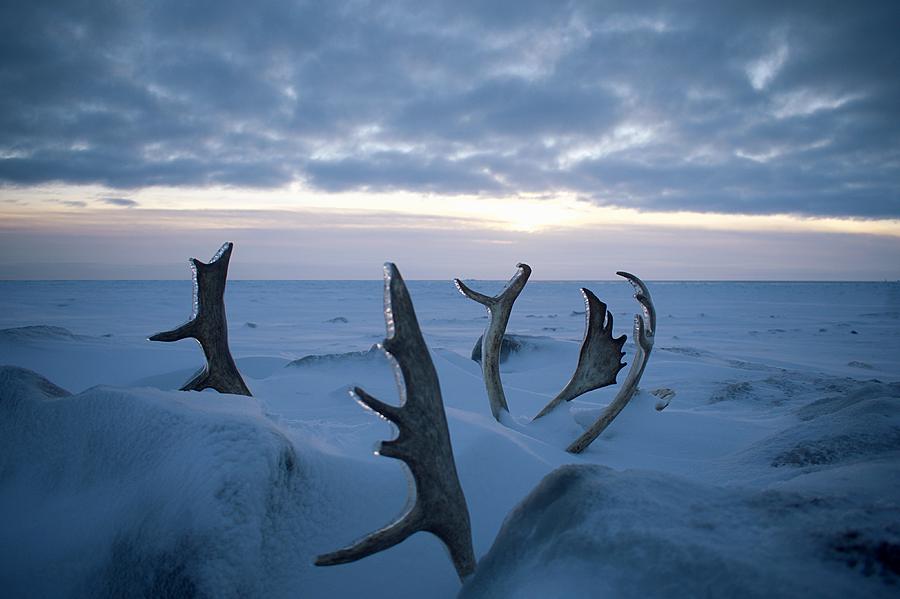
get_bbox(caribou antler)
[149,242,251,396]
[533,288,626,420]
[454,263,531,421]
[315,263,476,581]
[567,272,655,453]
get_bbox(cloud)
[103,197,138,208]
[0,0,898,218]
[746,38,789,91]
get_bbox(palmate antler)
[149,242,251,396]
[567,272,656,454]
[533,288,626,420]
[316,263,476,581]
[454,264,532,421]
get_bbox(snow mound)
[285,344,387,369]
[462,464,899,599]
[469,334,571,365]
[0,325,85,343]
[794,380,900,421]
[0,366,304,598]
[0,365,71,402]
[746,381,900,469]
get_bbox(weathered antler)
[567,272,655,454]
[533,288,626,420]
[149,242,251,396]
[454,263,531,420]
[315,263,476,581]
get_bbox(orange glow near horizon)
[2,183,899,239]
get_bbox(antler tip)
[208,241,234,264]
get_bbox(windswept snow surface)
[0,280,898,598]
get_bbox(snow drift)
[0,366,302,598]
[1,279,898,598]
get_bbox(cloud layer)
[2,0,898,217]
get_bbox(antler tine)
[149,242,251,396]
[617,270,656,340]
[567,273,656,454]
[454,279,494,306]
[453,263,532,420]
[316,263,476,581]
[533,288,626,420]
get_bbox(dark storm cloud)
[305,151,505,193]
[1,0,898,218]
[103,197,138,207]
[60,200,87,208]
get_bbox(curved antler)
[149,242,251,396]
[567,272,655,453]
[316,263,476,581]
[454,263,531,420]
[533,288,626,420]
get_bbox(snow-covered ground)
[1,278,898,598]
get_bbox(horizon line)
[1,278,897,284]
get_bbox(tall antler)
[454,263,531,421]
[315,263,476,581]
[567,272,655,453]
[533,288,626,420]
[149,242,251,396]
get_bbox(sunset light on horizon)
[2,1,898,279]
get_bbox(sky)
[1,0,899,280]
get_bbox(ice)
[0,279,898,597]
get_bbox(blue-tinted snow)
[0,280,898,597]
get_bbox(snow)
[0,279,898,598]
[461,464,899,599]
